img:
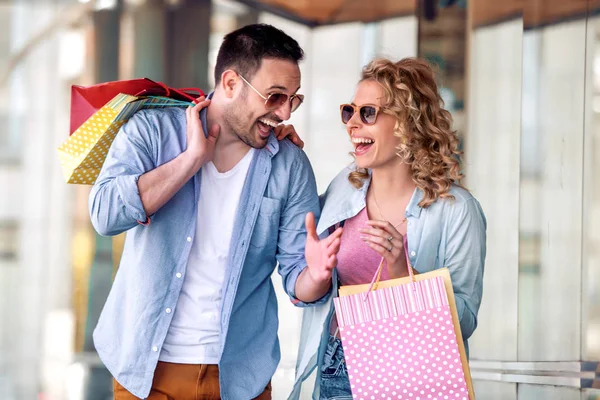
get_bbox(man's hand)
[184,96,221,170]
[304,212,343,284]
[137,96,220,217]
[275,124,304,149]
[293,212,343,303]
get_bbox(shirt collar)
[199,91,212,137]
[405,187,424,218]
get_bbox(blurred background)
[1,0,600,399]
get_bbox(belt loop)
[195,364,205,400]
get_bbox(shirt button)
[165,308,172,314]
[411,251,416,257]
[176,273,182,278]
[187,237,192,242]
[152,346,158,352]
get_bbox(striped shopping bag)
[334,237,475,400]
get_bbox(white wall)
[519,20,586,362]
[465,18,523,365]
[466,14,592,400]
[467,17,589,365]
[0,3,74,399]
[583,16,600,363]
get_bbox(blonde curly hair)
[348,57,464,208]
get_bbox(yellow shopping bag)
[58,93,191,185]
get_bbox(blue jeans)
[319,336,352,400]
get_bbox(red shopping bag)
[69,78,204,135]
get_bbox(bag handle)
[177,87,203,94]
[170,87,204,101]
[364,235,414,302]
[134,80,204,102]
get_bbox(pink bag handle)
[364,235,414,301]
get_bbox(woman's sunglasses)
[339,104,381,125]
[239,75,304,112]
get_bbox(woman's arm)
[443,197,487,340]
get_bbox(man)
[90,24,342,400]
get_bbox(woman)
[286,57,486,399]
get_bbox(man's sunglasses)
[239,75,304,113]
[340,104,381,125]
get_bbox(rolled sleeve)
[454,295,477,339]
[115,173,147,223]
[89,112,156,236]
[284,265,332,307]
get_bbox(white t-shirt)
[159,148,255,364]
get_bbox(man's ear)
[220,70,240,99]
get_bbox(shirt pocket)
[248,197,282,252]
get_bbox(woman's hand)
[274,124,304,149]
[360,220,410,279]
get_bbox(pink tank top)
[336,207,390,286]
[331,207,388,336]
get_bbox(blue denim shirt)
[289,165,487,399]
[89,105,326,399]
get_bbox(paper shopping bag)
[58,93,190,185]
[334,238,475,400]
[70,78,203,134]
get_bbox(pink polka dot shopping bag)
[334,237,475,400]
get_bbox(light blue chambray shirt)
[289,165,487,400]
[89,105,327,399]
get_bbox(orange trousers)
[113,361,272,400]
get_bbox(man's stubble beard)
[222,89,267,149]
